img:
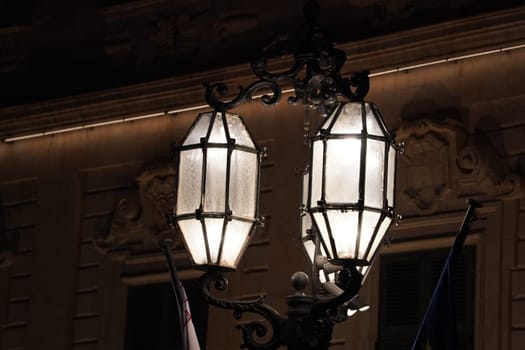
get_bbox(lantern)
[307,102,397,265]
[174,111,261,270]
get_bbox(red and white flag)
[180,283,201,350]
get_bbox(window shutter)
[377,246,475,350]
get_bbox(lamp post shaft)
[160,239,189,350]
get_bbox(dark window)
[377,246,475,350]
[125,279,208,350]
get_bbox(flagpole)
[160,238,188,350]
[410,198,481,350]
[448,198,481,268]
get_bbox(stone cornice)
[1,5,524,139]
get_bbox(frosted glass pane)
[365,104,384,136]
[359,265,370,282]
[327,210,359,259]
[226,114,255,148]
[220,220,252,268]
[325,139,361,203]
[310,141,324,207]
[358,211,381,260]
[208,114,227,143]
[331,103,363,134]
[316,106,338,136]
[229,150,257,218]
[367,217,391,262]
[204,148,228,212]
[205,218,224,264]
[387,145,396,206]
[302,172,309,207]
[176,149,203,215]
[183,113,212,145]
[312,212,332,259]
[179,219,207,265]
[364,139,385,209]
[301,212,312,240]
[303,240,316,263]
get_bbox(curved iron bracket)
[305,263,363,348]
[205,80,282,112]
[200,271,284,350]
[203,0,369,115]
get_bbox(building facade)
[1,1,525,349]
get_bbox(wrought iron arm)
[205,80,282,112]
[204,0,370,116]
[200,270,284,350]
[302,263,362,349]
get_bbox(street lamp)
[165,1,400,349]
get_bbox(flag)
[410,200,479,350]
[180,283,201,350]
[410,256,457,350]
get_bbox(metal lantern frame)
[174,110,263,270]
[307,101,398,266]
[163,1,403,349]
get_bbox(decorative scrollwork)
[204,0,370,115]
[309,263,363,323]
[200,271,283,350]
[205,80,282,112]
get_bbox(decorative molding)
[395,119,523,215]
[94,163,180,256]
[1,5,524,139]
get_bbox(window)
[125,279,208,350]
[377,246,475,350]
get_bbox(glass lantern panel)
[205,218,224,264]
[204,148,228,212]
[358,210,381,260]
[365,104,384,137]
[312,212,332,259]
[325,138,361,203]
[303,239,316,263]
[229,150,257,218]
[358,265,370,282]
[330,103,363,134]
[219,219,253,268]
[302,172,309,207]
[226,115,256,148]
[301,172,311,240]
[310,140,324,207]
[176,149,203,215]
[366,216,392,262]
[364,139,385,209]
[301,213,312,240]
[316,106,338,136]
[387,145,396,207]
[183,112,212,146]
[178,219,207,265]
[208,114,228,143]
[327,210,359,259]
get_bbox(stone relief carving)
[94,164,180,255]
[395,118,522,215]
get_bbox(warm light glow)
[308,102,396,264]
[174,111,261,269]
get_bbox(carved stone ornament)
[395,118,523,215]
[94,164,180,256]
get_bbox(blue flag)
[410,256,457,350]
[410,200,479,350]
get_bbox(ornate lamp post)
[165,1,400,349]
